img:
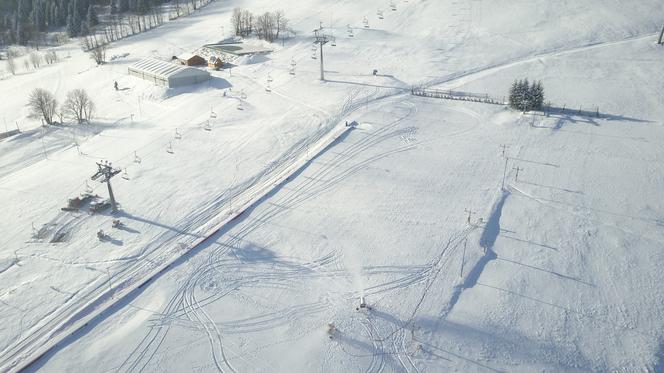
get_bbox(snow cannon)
[356,296,371,311]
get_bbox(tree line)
[231,8,291,43]
[508,79,545,112]
[0,0,192,47]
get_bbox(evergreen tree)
[86,5,98,27]
[517,78,530,111]
[531,80,545,110]
[508,79,519,109]
[66,2,81,36]
[110,0,117,14]
[56,0,67,26]
[119,0,129,13]
[76,0,88,18]
[80,19,89,35]
[16,0,32,43]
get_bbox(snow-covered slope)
[1,0,664,372]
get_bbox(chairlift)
[311,52,317,59]
[133,151,141,164]
[331,37,337,47]
[175,128,182,140]
[265,84,272,93]
[237,102,244,110]
[122,168,129,180]
[210,107,217,119]
[267,73,273,83]
[240,90,247,100]
[204,120,212,131]
[166,142,174,154]
[84,180,93,193]
[290,58,297,67]
[289,67,295,75]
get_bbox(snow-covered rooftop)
[128,58,189,78]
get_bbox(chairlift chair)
[84,180,93,194]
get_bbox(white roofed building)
[128,58,210,88]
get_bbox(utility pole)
[313,25,331,81]
[500,144,509,158]
[91,161,122,212]
[464,208,475,225]
[501,156,509,190]
[513,166,523,182]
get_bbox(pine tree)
[531,80,544,111]
[517,78,530,112]
[66,2,81,36]
[80,19,89,35]
[56,0,67,26]
[86,5,98,27]
[110,0,117,14]
[16,0,32,43]
[119,0,129,13]
[508,79,519,109]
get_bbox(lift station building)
[128,58,210,88]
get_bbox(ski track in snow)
[3,13,662,370]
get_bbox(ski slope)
[1,0,664,372]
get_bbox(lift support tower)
[313,25,332,81]
[91,161,121,212]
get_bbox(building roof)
[205,43,273,56]
[130,58,187,77]
[129,58,209,80]
[177,53,204,61]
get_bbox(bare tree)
[29,52,41,69]
[232,8,254,37]
[82,34,107,65]
[231,8,243,36]
[44,50,58,64]
[240,9,254,36]
[6,50,16,75]
[28,88,57,125]
[274,10,288,40]
[63,89,95,123]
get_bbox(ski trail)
[426,32,659,90]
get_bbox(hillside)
[1,0,664,372]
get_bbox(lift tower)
[91,161,122,212]
[313,25,332,81]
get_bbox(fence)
[411,87,506,105]
[412,87,602,118]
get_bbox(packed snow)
[1,0,664,372]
